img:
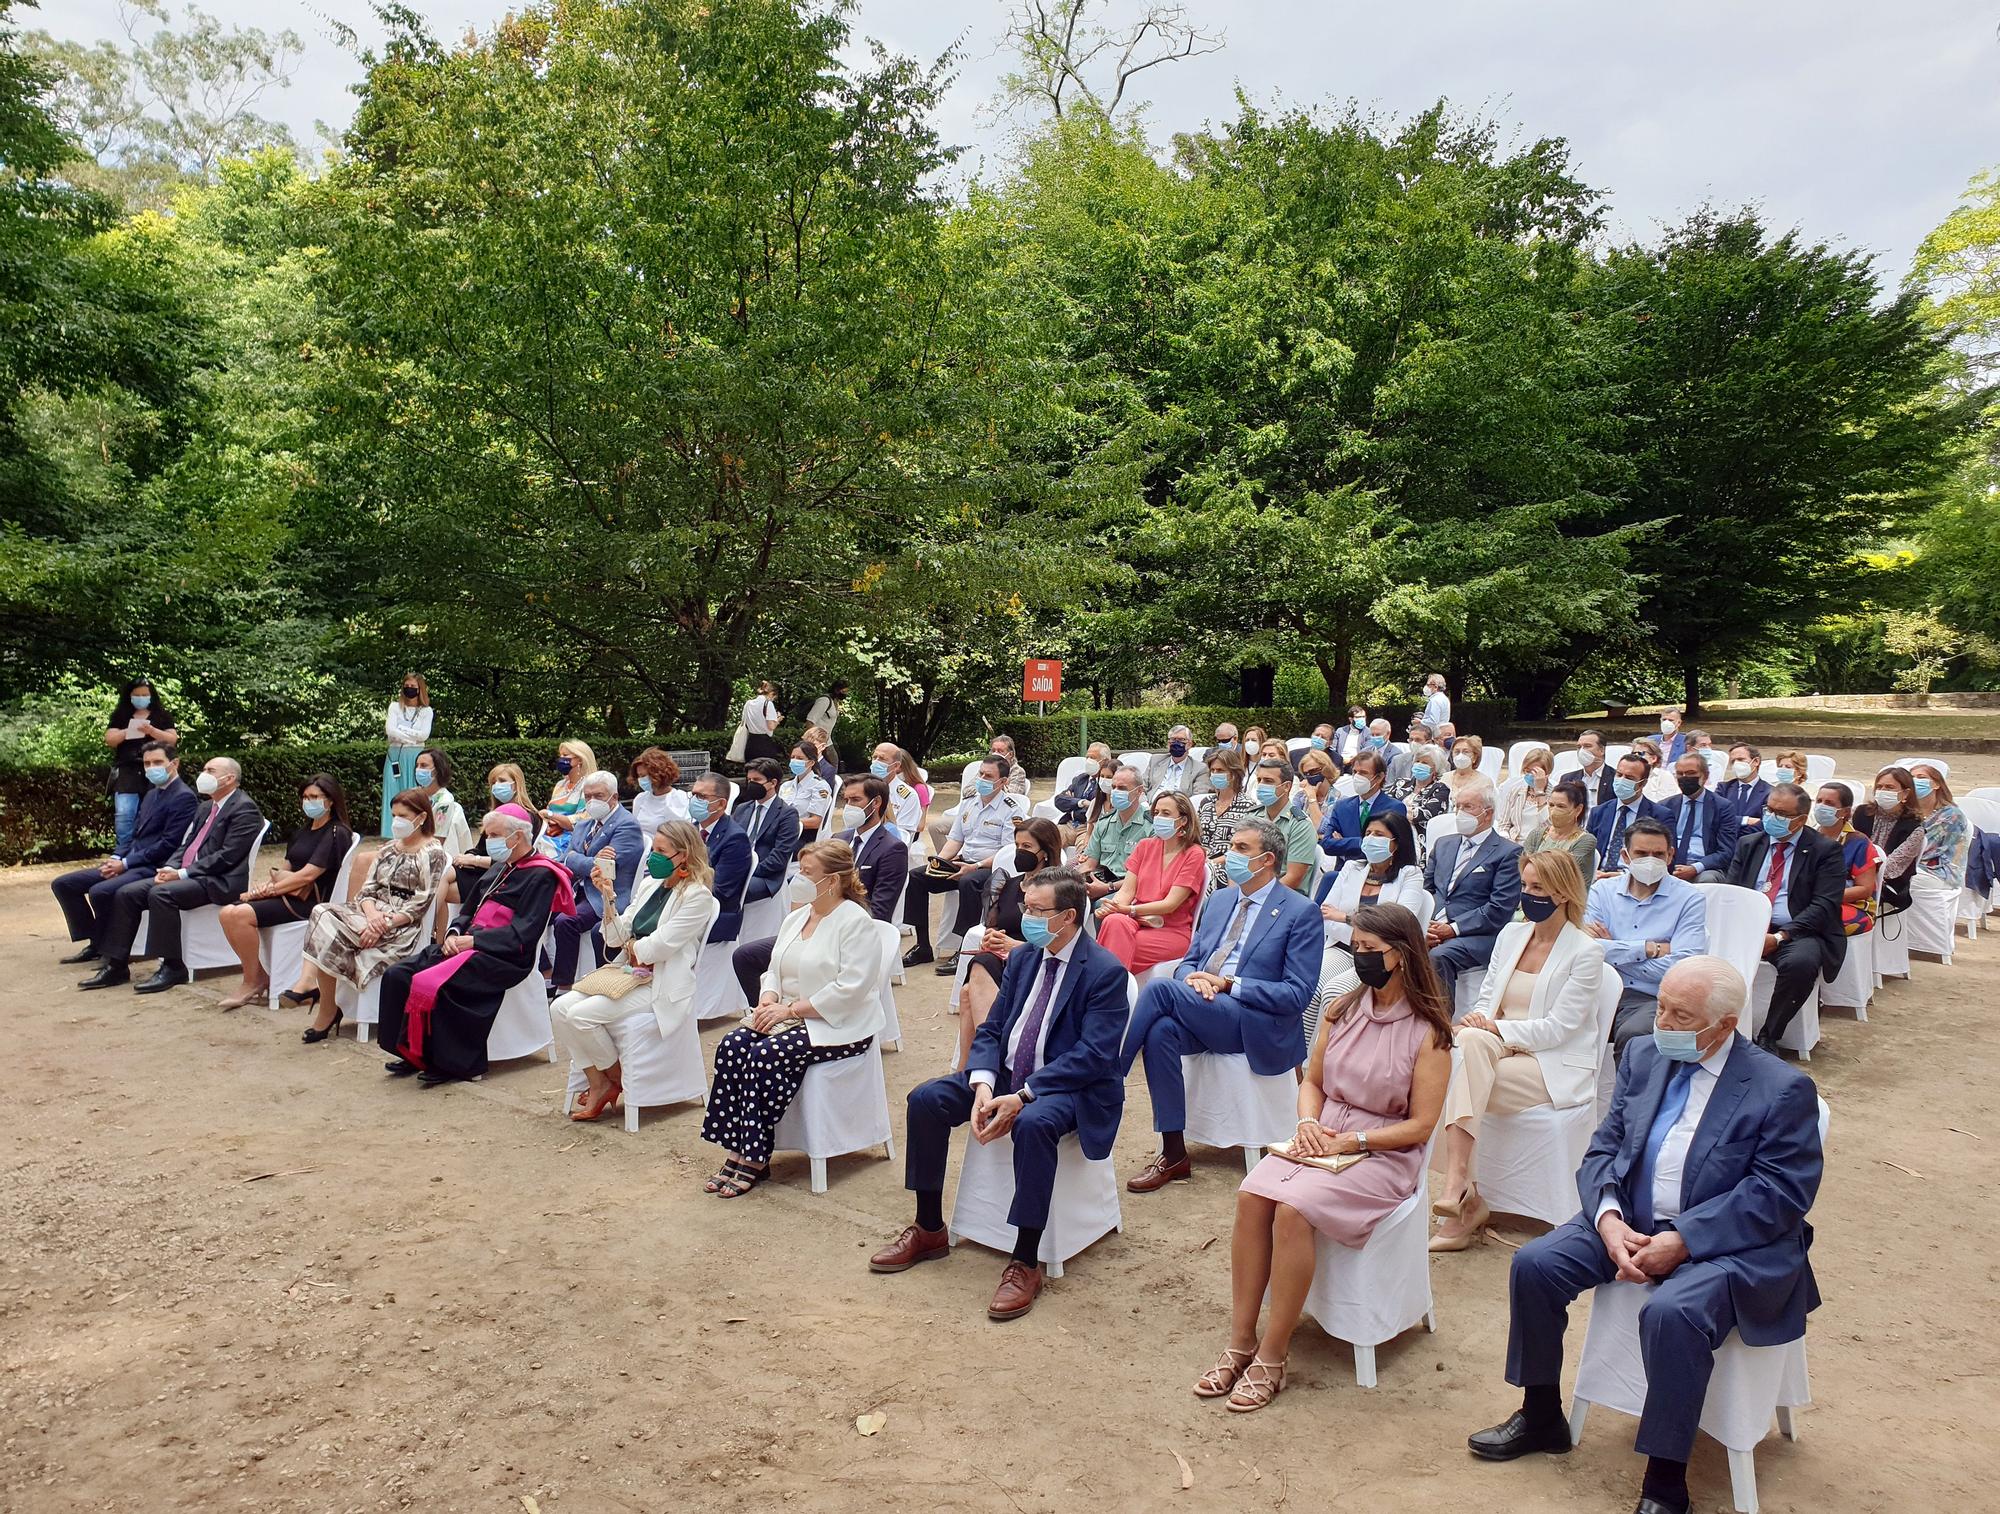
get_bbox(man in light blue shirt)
[1422,673,1451,729]
[1584,817,1709,1060]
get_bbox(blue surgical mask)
[1352,716,1366,730]
[490,781,515,802]
[1761,811,1794,840]
[1209,771,1229,790]
[789,758,808,777]
[1216,739,1237,753]
[1255,783,1278,807]
[1224,851,1258,886]
[1410,763,1432,783]
[1653,1027,1703,1062]
[1019,914,1054,949]
[1151,815,1175,839]
[144,766,170,787]
[483,836,511,861]
[131,694,152,709]
[1612,775,1639,802]
[1913,777,1934,800]
[1811,803,1839,828]
[302,798,326,820]
[1311,735,1327,749]
[974,777,995,798]
[637,776,654,793]
[415,766,434,785]
[1359,834,1393,865]
[1109,788,1133,812]
[686,798,710,824]
[870,760,890,780]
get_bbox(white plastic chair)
[1052,755,1093,792]
[1756,759,1785,786]
[487,969,560,1063]
[1182,1052,1300,1173]
[1296,1088,1450,1387]
[1750,961,1818,1059]
[1902,877,1958,963]
[769,925,898,1192]
[259,834,364,1006]
[1805,755,1836,786]
[960,759,983,795]
[870,918,903,1051]
[137,819,274,968]
[1568,1099,1831,1514]
[1697,884,1774,1015]
[1467,972,1621,1226]
[1477,746,1503,782]
[1966,786,2000,804]
[1701,749,1729,785]
[950,1129,1122,1278]
[1030,800,1062,824]
[1893,756,1948,779]
[1605,743,1632,771]
[1819,875,1883,1021]
[1119,751,1151,777]
[1551,750,1584,781]
[1286,737,1312,759]
[1501,740,1541,781]
[1425,813,1459,853]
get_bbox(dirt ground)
[4,763,1997,1514]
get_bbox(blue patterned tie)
[1009,954,1061,1091]
[1631,1061,1699,1233]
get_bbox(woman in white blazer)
[551,819,716,1121]
[699,839,885,1198]
[1430,846,1605,1251]
[1309,811,1428,1042]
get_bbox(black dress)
[967,873,1027,988]
[245,821,353,927]
[377,859,562,1079]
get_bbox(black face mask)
[1169,741,1188,759]
[402,684,420,698]
[1352,950,1393,990]
[1677,773,1703,796]
[1012,847,1040,873]
[1521,893,1560,922]
[744,783,767,802]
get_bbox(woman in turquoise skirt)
[381,672,434,835]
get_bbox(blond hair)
[798,839,866,906]
[1522,847,1587,926]
[557,739,598,779]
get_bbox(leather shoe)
[869,1224,950,1273]
[1126,1153,1193,1193]
[987,1259,1043,1320]
[79,963,130,990]
[61,944,100,965]
[1631,1499,1687,1514]
[132,964,188,994]
[1467,1409,1572,1460]
[902,945,934,969]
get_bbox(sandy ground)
[4,767,1998,1514]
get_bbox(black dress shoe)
[1632,1498,1688,1514]
[384,1059,418,1077]
[79,963,130,990]
[133,964,189,994]
[416,1070,454,1087]
[1467,1409,1572,1460]
[901,945,934,969]
[61,944,100,965]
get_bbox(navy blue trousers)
[904,1072,1077,1230]
[1120,978,1250,1134]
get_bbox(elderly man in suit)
[1654,752,1741,884]
[1122,818,1323,1193]
[870,867,1128,1321]
[1144,725,1201,801]
[1386,721,1432,787]
[1468,955,1822,1514]
[1422,782,1523,1005]
[83,755,267,993]
[1585,753,1666,876]
[1724,782,1846,1053]
[57,741,198,970]
[549,768,646,994]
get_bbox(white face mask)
[1452,752,1474,771]
[390,816,418,839]
[196,772,220,796]
[1456,810,1479,834]
[1732,761,1754,780]
[786,874,820,907]
[1626,856,1670,886]
[1872,788,1900,811]
[583,798,611,821]
[841,803,867,831]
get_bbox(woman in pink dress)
[1093,790,1206,973]
[1195,902,1452,1412]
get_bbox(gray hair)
[1368,718,1391,736]
[1168,724,1192,740]
[484,811,533,845]
[581,770,619,798]
[692,770,729,802]
[1413,743,1446,772]
[1767,781,1809,816]
[208,756,242,783]
[1234,816,1286,864]
[1113,764,1144,786]
[1661,955,1745,1026]
[1457,780,1498,818]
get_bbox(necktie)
[1357,796,1373,829]
[1202,895,1254,974]
[1632,1062,1699,1233]
[183,799,221,869]
[1449,834,1479,891]
[1763,840,1789,902]
[750,803,765,842]
[1677,798,1696,861]
[1607,804,1632,868]
[1009,953,1062,1089]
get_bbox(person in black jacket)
[1724,783,1846,1052]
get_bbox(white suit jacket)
[1322,861,1426,946]
[760,898,885,1046]
[1468,919,1606,1109]
[602,876,715,1037]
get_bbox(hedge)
[0,723,877,865]
[997,700,1516,777]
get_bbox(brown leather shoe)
[1127,1153,1194,1193]
[869,1224,950,1273]
[987,1260,1043,1320]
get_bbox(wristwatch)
[1017,1084,1036,1105]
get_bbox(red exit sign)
[1023,659,1062,704]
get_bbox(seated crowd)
[48,695,1987,1514]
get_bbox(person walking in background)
[103,678,179,854]
[1421,672,1451,730]
[382,673,433,837]
[805,680,850,767]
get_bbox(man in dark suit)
[688,771,751,946]
[83,756,266,993]
[1654,752,1741,884]
[870,867,1127,1321]
[1724,782,1846,1052]
[1314,749,1405,898]
[1571,729,1615,810]
[1053,743,1113,827]
[732,758,802,906]
[1715,742,1772,822]
[1421,783,1523,1003]
[1468,955,1822,1514]
[549,769,645,992]
[1586,753,1666,875]
[55,741,197,967]
[1122,818,1323,1193]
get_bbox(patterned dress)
[303,841,449,988]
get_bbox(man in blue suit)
[1656,708,1688,767]
[548,769,645,993]
[1422,783,1523,1003]
[1314,750,1405,899]
[1715,742,1772,822]
[870,867,1127,1322]
[1468,955,1822,1514]
[54,741,198,965]
[1122,818,1323,1193]
[1586,753,1666,875]
[1654,752,1740,883]
[688,771,752,944]
[732,758,802,906]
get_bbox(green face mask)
[646,852,677,880]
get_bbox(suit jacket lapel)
[1619,1054,1674,1178]
[1531,927,1579,1016]
[1487,922,1528,996]
[1681,1038,1751,1197]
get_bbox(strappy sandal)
[1193,1346,1255,1399]
[704,1160,754,1195]
[1226,1357,1287,1413]
[714,1164,769,1198]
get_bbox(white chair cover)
[1298,1097,1448,1387]
[260,835,364,1005]
[1477,747,1503,782]
[1424,813,1459,853]
[1698,884,1773,1014]
[1031,800,1062,823]
[1818,926,1874,1019]
[1902,874,1958,963]
[137,819,274,967]
[341,974,383,1042]
[1873,906,1912,980]
[1453,967,1487,1021]
[1505,740,1547,780]
[1750,961,1818,1059]
[950,1129,1121,1278]
[1805,755,1836,785]
[870,918,903,1050]
[1893,756,1948,778]
[489,970,558,1062]
[562,1008,707,1131]
[769,924,898,1191]
[1119,751,1150,776]
[1551,749,1584,781]
[1604,744,1632,770]
[691,929,744,1020]
[1053,755,1093,792]
[1182,1053,1300,1172]
[959,759,982,794]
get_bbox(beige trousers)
[1444,1027,1551,1149]
[549,989,633,1071]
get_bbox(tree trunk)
[1681,656,1703,720]
[1497,666,1575,722]
[1315,637,1353,713]
[1238,663,1275,707]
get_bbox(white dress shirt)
[968,932,1076,1091]
[1448,827,1494,889]
[1597,1035,1734,1227]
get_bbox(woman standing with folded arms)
[382,674,433,837]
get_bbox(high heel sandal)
[571,1082,621,1122]
[302,1008,344,1044]
[1225,1357,1287,1413]
[280,987,320,1008]
[1194,1346,1255,1399]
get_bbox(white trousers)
[549,989,632,1071]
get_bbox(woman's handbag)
[571,964,652,1000]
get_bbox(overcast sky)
[42,0,2000,282]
